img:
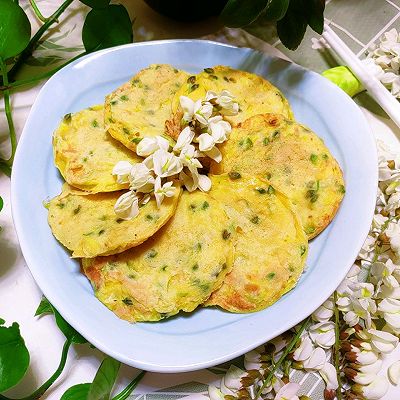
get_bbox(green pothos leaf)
[305,0,325,34]
[34,296,53,316]
[0,162,12,177]
[0,321,30,392]
[34,297,87,344]
[258,0,289,22]
[61,383,92,400]
[0,0,31,60]
[52,306,87,344]
[0,196,3,213]
[79,0,110,9]
[82,4,133,52]
[220,0,270,27]
[276,0,308,50]
[88,357,120,400]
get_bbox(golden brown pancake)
[210,114,345,238]
[53,105,141,193]
[104,64,189,151]
[205,174,308,312]
[82,191,235,322]
[166,65,293,139]
[47,183,181,258]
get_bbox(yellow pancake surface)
[210,114,345,238]
[53,105,141,193]
[104,64,189,151]
[166,65,293,139]
[81,191,235,322]
[205,174,308,313]
[48,184,181,258]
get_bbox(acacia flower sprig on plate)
[208,140,400,400]
[112,90,239,220]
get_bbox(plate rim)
[11,39,378,372]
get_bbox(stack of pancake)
[48,64,344,322]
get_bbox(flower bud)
[352,376,389,399]
[353,350,379,365]
[345,368,377,385]
[348,359,382,375]
[323,389,336,400]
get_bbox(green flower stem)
[256,316,311,399]
[111,370,146,400]
[333,291,343,400]
[29,0,48,23]
[0,58,17,170]
[7,0,74,82]
[20,339,72,400]
[1,51,87,91]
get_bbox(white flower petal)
[319,362,339,390]
[136,137,159,157]
[194,101,213,125]
[204,146,222,163]
[153,149,183,177]
[303,347,326,370]
[388,360,400,385]
[274,383,300,400]
[179,170,197,192]
[114,191,139,220]
[353,375,389,400]
[198,133,215,152]
[112,160,133,184]
[173,126,195,152]
[293,336,313,361]
[208,386,225,400]
[198,174,212,192]
[353,359,383,375]
[356,350,379,365]
[180,96,195,122]
[368,329,399,353]
[129,162,154,190]
[205,90,218,101]
[223,365,246,390]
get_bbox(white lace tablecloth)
[1,1,400,399]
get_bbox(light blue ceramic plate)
[12,40,377,373]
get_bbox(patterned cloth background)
[2,1,400,399]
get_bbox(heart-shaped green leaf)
[0,0,31,60]
[61,383,92,399]
[35,297,87,344]
[82,4,133,53]
[88,357,120,400]
[0,321,30,392]
[258,0,289,22]
[277,0,308,50]
[80,0,110,9]
[52,306,87,344]
[305,0,325,34]
[35,296,53,317]
[220,0,270,27]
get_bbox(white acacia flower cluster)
[112,90,238,219]
[362,28,400,98]
[207,140,400,400]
